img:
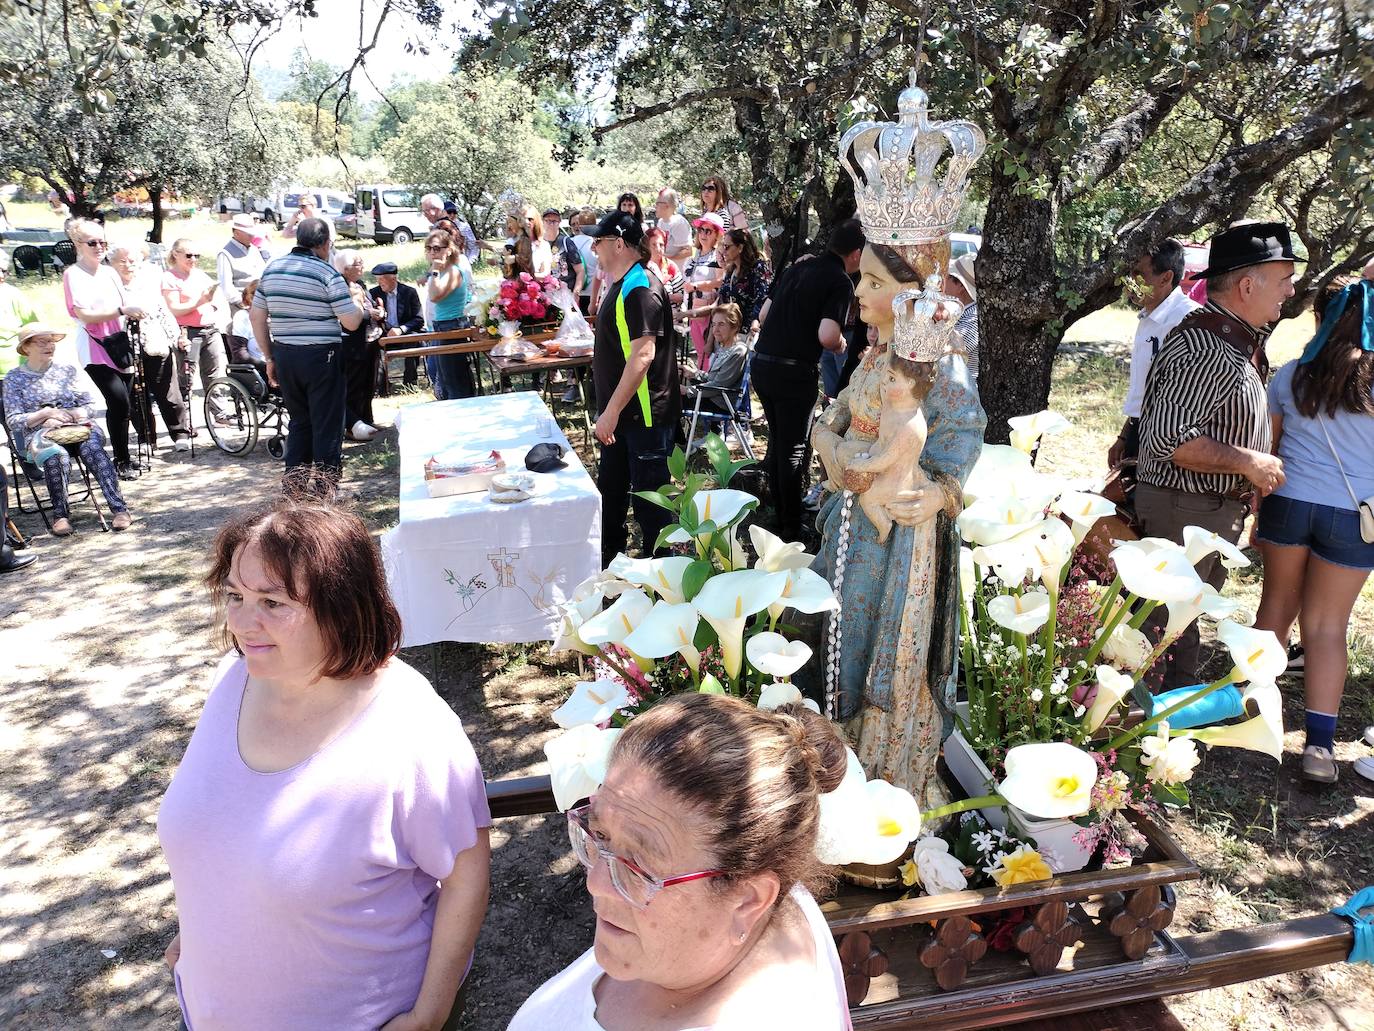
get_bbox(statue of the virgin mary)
[811,75,988,812]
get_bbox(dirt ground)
[2,363,1372,1030]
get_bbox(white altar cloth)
[381,392,602,645]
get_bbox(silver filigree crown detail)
[498,188,528,219]
[892,276,964,363]
[838,71,987,244]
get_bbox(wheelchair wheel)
[266,436,285,460]
[205,377,259,456]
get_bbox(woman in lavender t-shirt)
[158,500,491,1030]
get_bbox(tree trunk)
[975,171,1064,443]
[148,183,166,245]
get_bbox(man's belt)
[751,352,815,370]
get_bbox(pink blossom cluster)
[491,272,559,322]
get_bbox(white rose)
[1138,722,1200,786]
[1100,623,1152,670]
[910,837,968,895]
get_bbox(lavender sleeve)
[393,710,493,881]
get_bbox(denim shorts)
[1255,493,1374,570]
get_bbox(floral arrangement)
[485,272,564,333]
[954,410,1286,866]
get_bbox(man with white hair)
[655,188,692,265]
[419,193,479,262]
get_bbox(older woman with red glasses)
[509,694,853,1030]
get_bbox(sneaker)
[1285,643,1305,677]
[1301,745,1338,784]
[1364,726,1374,748]
[116,462,141,481]
[1354,756,1374,783]
[349,420,378,442]
[173,438,192,452]
[561,386,578,403]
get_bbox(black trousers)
[85,363,134,466]
[598,421,675,567]
[344,338,380,428]
[134,351,190,444]
[752,354,819,542]
[274,343,345,480]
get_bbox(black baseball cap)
[443,200,458,214]
[583,210,644,246]
[542,207,562,218]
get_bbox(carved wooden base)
[1102,883,1178,959]
[919,915,988,990]
[838,929,890,1005]
[1014,900,1085,975]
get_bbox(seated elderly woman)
[158,497,491,1030]
[2,323,133,535]
[108,243,192,451]
[510,693,852,1030]
[681,302,748,416]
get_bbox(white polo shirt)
[1124,287,1200,419]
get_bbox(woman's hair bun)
[774,702,849,795]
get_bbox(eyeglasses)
[425,244,446,252]
[567,802,726,911]
[83,240,107,250]
[180,253,200,260]
[702,184,718,192]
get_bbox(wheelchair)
[204,363,287,459]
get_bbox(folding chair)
[10,244,45,280]
[684,350,756,461]
[0,398,107,533]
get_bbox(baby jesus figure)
[848,360,932,544]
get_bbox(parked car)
[355,185,430,244]
[262,187,351,230]
[334,201,358,239]
[949,232,981,259]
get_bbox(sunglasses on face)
[702,184,717,191]
[180,252,200,260]
[84,239,107,250]
[425,244,446,252]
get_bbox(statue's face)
[856,247,905,333]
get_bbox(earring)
[736,931,747,945]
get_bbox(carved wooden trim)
[838,930,890,1006]
[1014,901,1085,976]
[919,915,988,991]
[1102,883,1177,960]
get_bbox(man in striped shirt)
[250,217,366,488]
[1136,221,1297,689]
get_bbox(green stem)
[1040,600,1058,726]
[921,794,1007,823]
[1128,599,1161,630]
[596,648,638,687]
[1080,590,1141,669]
[1096,575,1123,623]
[1106,671,1238,751]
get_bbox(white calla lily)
[747,632,813,679]
[1055,490,1118,546]
[666,489,758,543]
[962,444,1036,506]
[957,495,1050,547]
[814,748,869,864]
[767,567,840,623]
[757,682,820,713]
[623,600,701,671]
[1162,582,1246,641]
[552,679,633,729]
[608,555,695,603]
[1007,409,1070,454]
[749,524,814,571]
[692,569,790,679]
[1183,525,1251,570]
[1111,542,1205,602]
[571,568,632,601]
[1215,621,1287,684]
[577,588,654,648]
[1084,665,1134,733]
[1179,680,1284,761]
[852,779,925,866]
[551,591,607,656]
[998,742,1097,819]
[987,590,1052,635]
[544,724,622,811]
[1016,516,1076,593]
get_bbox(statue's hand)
[886,487,945,527]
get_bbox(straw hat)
[16,322,67,355]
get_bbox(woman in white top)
[509,694,853,1031]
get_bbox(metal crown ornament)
[838,71,987,245]
[891,275,964,363]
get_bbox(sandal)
[51,517,74,537]
[112,510,134,532]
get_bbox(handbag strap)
[1315,412,1363,509]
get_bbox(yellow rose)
[990,845,1053,887]
[898,859,920,888]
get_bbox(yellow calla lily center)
[1052,775,1080,798]
[877,817,904,836]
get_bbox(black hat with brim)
[1196,221,1302,279]
[583,210,644,247]
[371,262,399,276]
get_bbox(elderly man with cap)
[584,209,680,565]
[367,261,424,395]
[946,252,980,383]
[218,214,271,341]
[1136,220,1298,689]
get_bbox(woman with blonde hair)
[108,242,191,451]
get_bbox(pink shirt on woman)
[158,654,491,1030]
[62,263,123,369]
[161,267,220,328]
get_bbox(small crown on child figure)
[891,274,963,363]
[499,189,528,219]
[838,70,987,245]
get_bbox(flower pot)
[944,704,1095,873]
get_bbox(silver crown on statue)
[838,71,986,245]
[891,274,964,363]
[498,188,527,219]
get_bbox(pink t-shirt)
[158,654,491,1030]
[62,263,123,369]
[161,267,220,328]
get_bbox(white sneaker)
[1364,726,1374,747]
[350,420,378,442]
[1355,756,1374,783]
[173,438,192,452]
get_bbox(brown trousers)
[1134,483,1247,690]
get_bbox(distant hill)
[253,64,293,100]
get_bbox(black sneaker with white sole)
[1285,643,1305,677]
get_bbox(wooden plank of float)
[383,328,561,361]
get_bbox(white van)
[356,185,431,244]
[263,187,351,229]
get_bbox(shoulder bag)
[1316,413,1374,543]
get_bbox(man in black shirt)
[751,218,865,541]
[585,210,681,565]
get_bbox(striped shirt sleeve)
[1138,336,1241,461]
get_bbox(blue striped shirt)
[252,248,357,347]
